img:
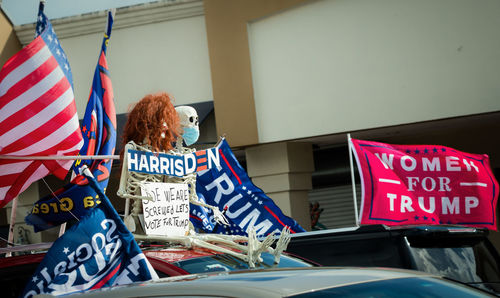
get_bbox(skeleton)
[117,92,180,233]
[168,106,228,226]
[117,95,290,267]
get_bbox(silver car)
[40,267,494,297]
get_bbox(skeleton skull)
[175,106,199,146]
[176,106,198,128]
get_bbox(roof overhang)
[13,0,204,46]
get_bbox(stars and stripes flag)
[25,10,117,232]
[0,2,83,208]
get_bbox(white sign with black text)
[140,182,190,236]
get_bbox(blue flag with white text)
[24,182,99,232]
[21,170,158,297]
[72,9,116,189]
[25,10,116,232]
[191,139,306,236]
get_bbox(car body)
[286,224,500,295]
[38,267,495,297]
[142,244,314,278]
[0,242,313,297]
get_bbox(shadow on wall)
[0,30,22,67]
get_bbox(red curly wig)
[122,92,180,152]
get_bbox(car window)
[289,277,493,297]
[406,236,500,294]
[172,252,313,274]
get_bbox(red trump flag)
[350,139,499,230]
[0,3,83,208]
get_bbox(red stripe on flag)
[0,56,59,109]
[91,262,121,290]
[0,37,46,84]
[99,58,116,128]
[0,160,42,208]
[219,148,241,185]
[190,214,202,222]
[1,92,78,154]
[0,170,26,188]
[196,165,207,172]
[0,77,70,136]
[264,205,296,234]
[195,150,206,156]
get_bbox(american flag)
[0,2,83,208]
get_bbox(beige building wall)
[249,0,500,144]
[0,10,21,67]
[245,142,314,230]
[204,0,313,230]
[203,0,308,148]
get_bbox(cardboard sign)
[350,139,499,230]
[140,182,190,236]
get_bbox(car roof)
[51,267,441,298]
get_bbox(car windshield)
[172,252,313,273]
[405,236,500,294]
[289,276,493,297]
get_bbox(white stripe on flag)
[0,46,51,97]
[17,163,49,197]
[0,161,31,175]
[0,64,65,124]
[378,178,401,185]
[460,182,487,187]
[0,162,50,205]
[0,186,10,203]
[14,113,80,156]
[0,86,73,147]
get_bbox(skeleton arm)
[117,141,154,202]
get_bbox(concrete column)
[245,142,313,231]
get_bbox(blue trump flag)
[25,10,117,232]
[24,182,99,232]
[191,138,306,236]
[21,168,158,297]
[72,9,117,189]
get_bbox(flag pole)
[6,197,18,257]
[347,133,359,226]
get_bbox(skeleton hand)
[211,206,229,226]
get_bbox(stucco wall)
[248,0,500,143]
[59,15,213,115]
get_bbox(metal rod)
[59,223,66,238]
[0,155,120,160]
[6,197,18,257]
[347,133,359,226]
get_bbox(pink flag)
[350,139,499,230]
[0,6,83,208]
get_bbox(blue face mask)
[182,126,199,146]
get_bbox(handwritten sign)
[350,139,499,230]
[140,182,190,236]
